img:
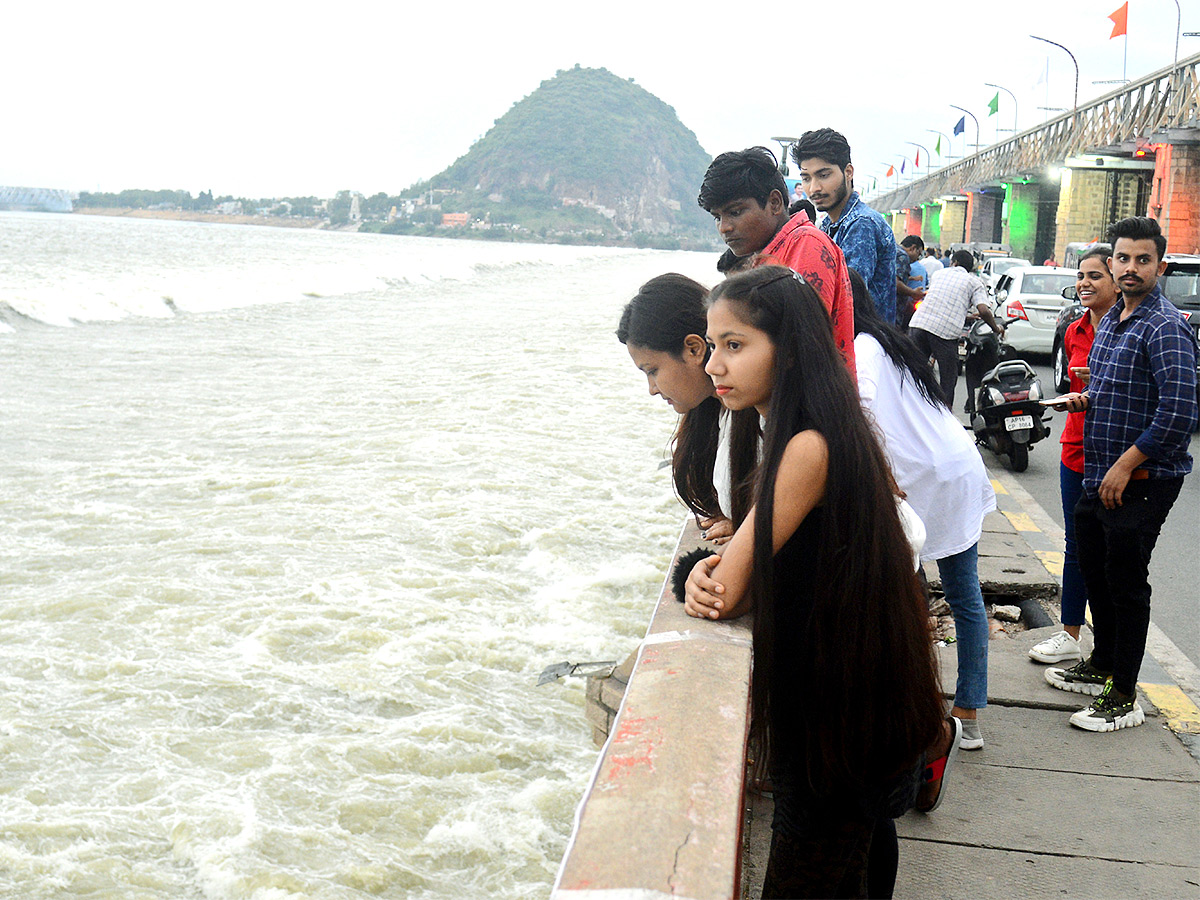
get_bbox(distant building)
[216,201,243,215]
[442,213,469,228]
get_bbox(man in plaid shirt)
[1045,216,1198,733]
[908,250,1005,410]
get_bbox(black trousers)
[910,328,960,410]
[762,816,897,899]
[1074,477,1183,695]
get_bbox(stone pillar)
[923,203,942,248]
[1152,141,1200,254]
[1053,162,1154,261]
[1053,167,1109,262]
[968,192,1001,244]
[1004,182,1041,262]
[905,207,923,237]
[941,199,968,245]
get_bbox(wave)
[0,213,658,332]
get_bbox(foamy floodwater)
[0,212,719,898]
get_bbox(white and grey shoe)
[959,717,984,750]
[1029,630,1082,664]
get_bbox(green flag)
[935,135,942,156]
[988,92,999,116]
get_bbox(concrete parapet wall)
[555,518,752,900]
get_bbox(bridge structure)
[0,186,77,213]
[864,52,1200,262]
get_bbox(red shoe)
[915,716,962,813]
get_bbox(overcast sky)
[6,0,1194,199]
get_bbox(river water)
[0,212,717,899]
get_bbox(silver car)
[980,257,1032,294]
[993,266,1079,354]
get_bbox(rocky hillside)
[410,66,713,238]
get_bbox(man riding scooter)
[910,250,1005,411]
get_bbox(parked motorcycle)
[964,318,1050,472]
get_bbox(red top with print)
[755,211,856,375]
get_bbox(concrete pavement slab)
[894,840,1200,900]
[898,760,1200,868]
[948,704,1199,782]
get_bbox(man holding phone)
[1043,217,1197,732]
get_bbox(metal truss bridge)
[869,51,1200,212]
[0,186,78,213]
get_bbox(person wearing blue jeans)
[936,545,989,737]
[1030,250,1116,666]
[850,271,995,753]
[1058,463,1088,629]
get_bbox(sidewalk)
[740,463,1200,899]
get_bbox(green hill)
[406,66,716,245]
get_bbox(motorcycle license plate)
[1005,415,1034,432]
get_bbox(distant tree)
[327,190,353,226]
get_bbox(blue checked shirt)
[1083,284,1198,495]
[820,192,898,323]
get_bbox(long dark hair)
[848,268,946,409]
[616,273,723,519]
[709,266,943,792]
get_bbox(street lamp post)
[926,129,959,163]
[984,82,1019,139]
[1171,0,1180,65]
[1030,35,1079,115]
[771,136,799,177]
[950,105,981,154]
[906,142,932,179]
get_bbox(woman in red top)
[1029,247,1119,664]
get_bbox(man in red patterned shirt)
[698,147,855,373]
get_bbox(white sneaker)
[1069,682,1145,732]
[1028,630,1082,664]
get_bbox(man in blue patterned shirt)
[793,128,899,323]
[1045,217,1198,734]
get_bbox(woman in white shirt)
[850,270,996,751]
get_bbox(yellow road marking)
[1035,550,1064,577]
[991,478,1008,495]
[1139,683,1200,734]
[1002,510,1039,532]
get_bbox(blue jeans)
[1059,462,1088,627]
[936,545,988,710]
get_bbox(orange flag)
[886,165,895,177]
[1108,2,1128,38]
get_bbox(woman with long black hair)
[617,272,756,542]
[684,266,946,898]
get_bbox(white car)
[993,266,1079,354]
[980,257,1032,294]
